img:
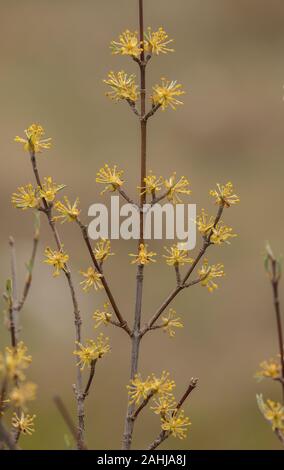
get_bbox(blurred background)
[1,0,284,450]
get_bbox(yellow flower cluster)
[163,244,193,266]
[14,124,51,154]
[74,334,110,370]
[162,309,184,338]
[152,79,185,111]
[144,27,174,55]
[54,197,80,223]
[0,342,32,381]
[110,30,142,57]
[255,358,281,380]
[93,239,114,263]
[164,173,191,204]
[44,247,69,277]
[129,243,157,265]
[104,71,139,103]
[198,259,225,293]
[12,412,36,436]
[139,171,163,196]
[257,394,284,431]
[128,371,191,440]
[96,164,124,194]
[128,371,175,405]
[210,182,240,208]
[80,267,103,292]
[93,303,112,329]
[12,177,65,210]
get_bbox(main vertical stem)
[271,262,284,402]
[122,0,147,450]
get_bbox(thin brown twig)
[82,360,97,399]
[76,218,131,336]
[130,391,155,421]
[122,0,147,450]
[29,151,85,450]
[53,395,88,450]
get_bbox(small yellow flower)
[129,243,157,265]
[110,30,142,57]
[164,173,191,204]
[210,182,240,208]
[39,177,66,203]
[149,371,176,397]
[196,209,215,236]
[93,303,112,329]
[162,309,184,338]
[74,334,110,370]
[151,395,176,415]
[163,244,193,266]
[53,197,80,223]
[12,412,36,435]
[80,267,103,292]
[127,374,152,405]
[93,239,114,263]
[14,124,51,154]
[96,164,124,194]
[198,259,225,292]
[144,27,174,55]
[10,382,37,409]
[211,223,237,245]
[104,71,139,102]
[0,342,32,381]
[257,394,284,431]
[44,247,69,277]
[11,184,39,210]
[152,78,185,110]
[138,171,163,196]
[255,358,281,380]
[161,410,191,439]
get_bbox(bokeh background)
[1,0,284,450]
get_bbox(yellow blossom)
[93,303,112,329]
[161,410,191,439]
[211,223,237,245]
[12,412,36,435]
[152,78,185,110]
[74,334,110,370]
[10,382,37,409]
[11,184,39,210]
[54,197,80,223]
[255,358,281,380]
[149,371,176,396]
[104,71,139,102]
[96,164,124,194]
[127,374,152,405]
[164,173,191,204]
[110,30,142,57]
[151,395,176,415]
[39,177,66,203]
[144,27,174,55]
[257,394,284,431]
[129,243,157,265]
[14,124,51,154]
[163,244,193,266]
[44,247,69,277]
[138,171,163,196]
[93,239,114,263]
[80,267,103,292]
[162,309,184,337]
[198,259,225,292]
[196,209,215,236]
[0,342,32,381]
[210,182,240,208]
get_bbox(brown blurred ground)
[1,0,284,449]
